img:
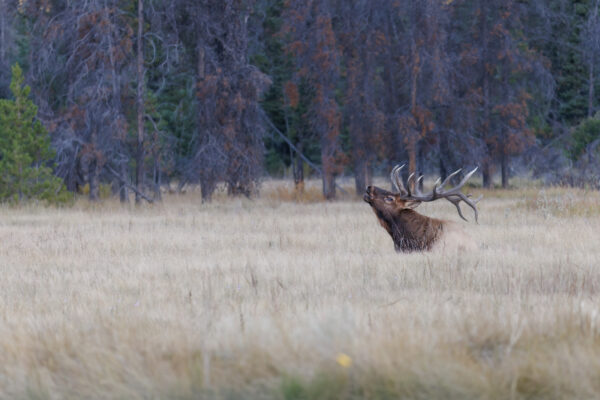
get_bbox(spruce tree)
[0,64,69,204]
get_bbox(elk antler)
[391,165,482,222]
[390,164,409,196]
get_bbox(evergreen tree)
[252,0,318,183]
[570,113,600,161]
[0,64,69,204]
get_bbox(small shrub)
[0,64,70,205]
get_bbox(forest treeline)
[1,0,600,203]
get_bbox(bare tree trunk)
[89,127,100,201]
[89,158,99,201]
[0,0,5,62]
[587,0,599,118]
[65,151,79,192]
[321,135,336,200]
[119,161,128,202]
[407,40,420,191]
[417,141,425,191]
[153,158,162,201]
[322,169,336,200]
[293,143,304,194]
[104,0,128,203]
[200,178,216,203]
[354,158,368,196]
[195,44,216,202]
[481,0,493,190]
[501,146,509,188]
[135,0,145,204]
[482,160,492,189]
[439,156,447,181]
[439,131,449,181]
[589,61,595,118]
[407,138,418,191]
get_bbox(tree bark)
[153,158,162,201]
[135,0,145,204]
[407,138,418,191]
[293,143,304,194]
[0,0,5,62]
[407,39,420,191]
[480,0,493,190]
[88,126,100,201]
[439,157,447,182]
[322,169,336,200]
[196,45,216,202]
[89,158,99,201]
[119,162,128,202]
[589,61,595,118]
[417,141,425,191]
[104,0,128,203]
[439,131,449,181]
[321,134,337,200]
[501,148,509,188]
[482,160,492,189]
[200,178,216,203]
[354,158,371,196]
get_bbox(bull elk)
[363,165,482,252]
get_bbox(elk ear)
[403,200,421,209]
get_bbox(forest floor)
[1,180,600,399]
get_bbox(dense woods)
[1,0,600,203]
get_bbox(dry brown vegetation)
[1,181,600,399]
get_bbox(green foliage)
[570,114,600,160]
[252,0,293,175]
[281,377,308,400]
[153,73,197,174]
[252,0,320,176]
[281,374,350,400]
[543,0,590,125]
[0,64,70,205]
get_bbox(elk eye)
[384,196,394,203]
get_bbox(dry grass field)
[1,180,600,399]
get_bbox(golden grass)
[1,181,600,399]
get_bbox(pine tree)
[0,64,69,204]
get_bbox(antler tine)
[456,167,478,191]
[470,194,484,204]
[407,172,415,195]
[431,177,441,196]
[443,193,479,222]
[390,164,409,195]
[414,175,425,196]
[437,167,478,196]
[390,165,400,191]
[445,196,469,222]
[438,167,480,222]
[439,168,462,189]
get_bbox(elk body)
[363,165,481,252]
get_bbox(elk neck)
[383,208,445,252]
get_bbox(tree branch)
[260,110,350,196]
[105,165,154,204]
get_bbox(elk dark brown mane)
[363,165,481,253]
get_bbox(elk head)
[364,165,481,252]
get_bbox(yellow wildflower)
[336,353,352,368]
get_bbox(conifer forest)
[0,0,599,201]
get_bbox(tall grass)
[0,182,599,399]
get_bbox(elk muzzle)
[364,186,375,204]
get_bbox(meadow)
[1,180,600,399]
